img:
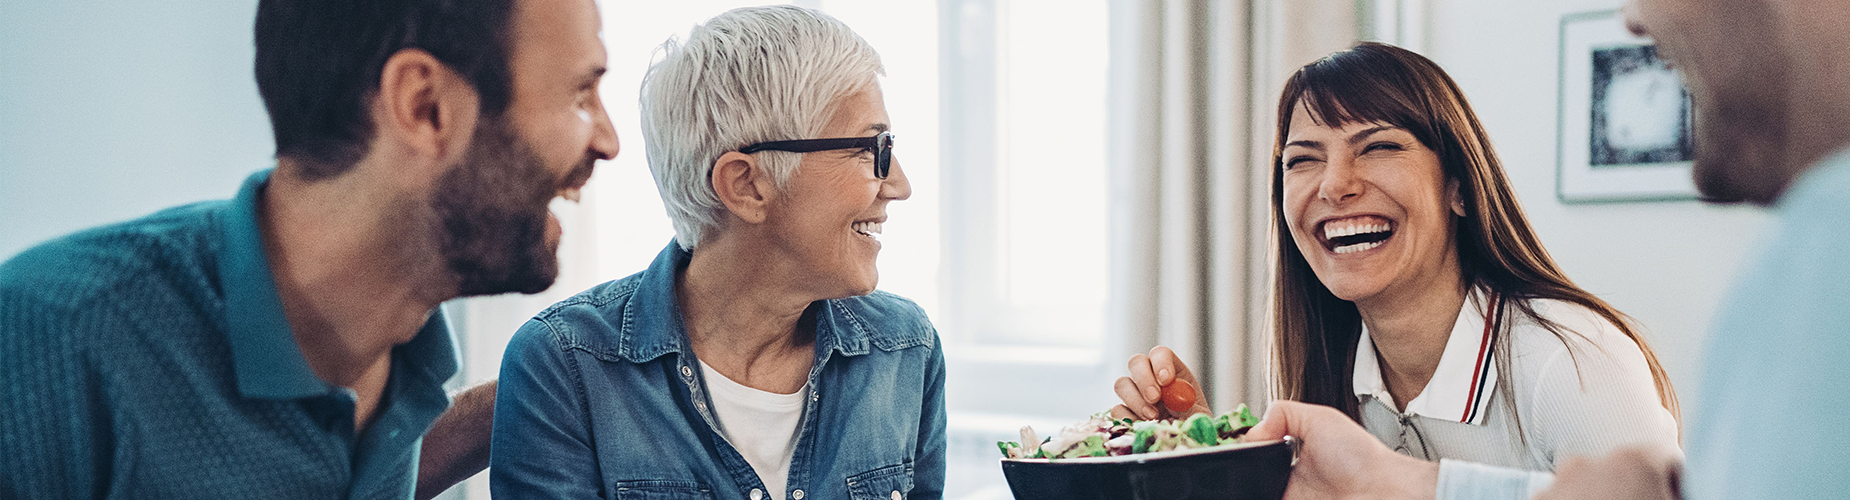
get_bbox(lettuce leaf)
[1183,413,1220,446]
[1234,404,1260,428]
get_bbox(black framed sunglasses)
[739,131,895,179]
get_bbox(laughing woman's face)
[1278,100,1462,304]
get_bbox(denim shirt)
[491,242,947,500]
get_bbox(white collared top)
[1353,288,1681,471]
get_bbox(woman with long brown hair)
[1111,42,1678,471]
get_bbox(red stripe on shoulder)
[1461,293,1499,423]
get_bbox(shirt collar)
[1353,287,1501,425]
[615,241,874,363]
[217,169,458,400]
[1776,145,1850,211]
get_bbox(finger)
[1113,377,1159,419]
[1243,401,1303,442]
[1126,354,1161,403]
[1109,404,1137,420]
[1149,346,1196,386]
[1635,445,1684,469]
[1665,463,1684,500]
[1553,456,1592,478]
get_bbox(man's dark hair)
[255,0,516,180]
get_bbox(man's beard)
[1685,0,1792,204]
[1691,86,1789,204]
[431,120,567,297]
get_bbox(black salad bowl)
[999,438,1295,500]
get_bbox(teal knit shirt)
[0,170,458,499]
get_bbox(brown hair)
[1267,42,1679,425]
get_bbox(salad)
[997,405,1262,460]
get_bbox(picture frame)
[1556,9,1698,203]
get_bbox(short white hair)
[639,5,885,250]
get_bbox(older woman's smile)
[851,219,884,242]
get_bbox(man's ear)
[711,152,777,225]
[374,48,480,167]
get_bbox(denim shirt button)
[681,365,694,378]
[890,490,902,500]
[811,392,819,402]
[750,488,763,500]
[792,489,805,500]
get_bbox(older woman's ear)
[710,151,775,224]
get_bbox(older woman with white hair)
[489,6,941,500]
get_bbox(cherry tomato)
[1160,379,1198,414]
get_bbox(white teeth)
[1324,218,1390,255]
[1322,219,1390,240]
[561,187,582,203]
[1333,240,1385,254]
[853,221,883,238]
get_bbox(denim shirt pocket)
[611,480,716,500]
[845,462,914,500]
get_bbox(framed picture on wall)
[1556,9,1698,202]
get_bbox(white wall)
[1421,0,1773,409]
[0,0,273,260]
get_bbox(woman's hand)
[1110,346,1212,420]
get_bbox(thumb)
[1242,401,1294,442]
[1150,346,1187,385]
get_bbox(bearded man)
[0,0,618,498]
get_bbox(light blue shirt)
[1437,148,1850,499]
[1679,147,1850,500]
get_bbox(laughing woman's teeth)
[1334,240,1385,254]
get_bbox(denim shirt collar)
[216,169,458,400]
[614,241,877,364]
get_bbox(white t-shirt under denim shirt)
[1354,288,1680,471]
[700,361,808,500]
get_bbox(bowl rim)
[998,438,1289,465]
